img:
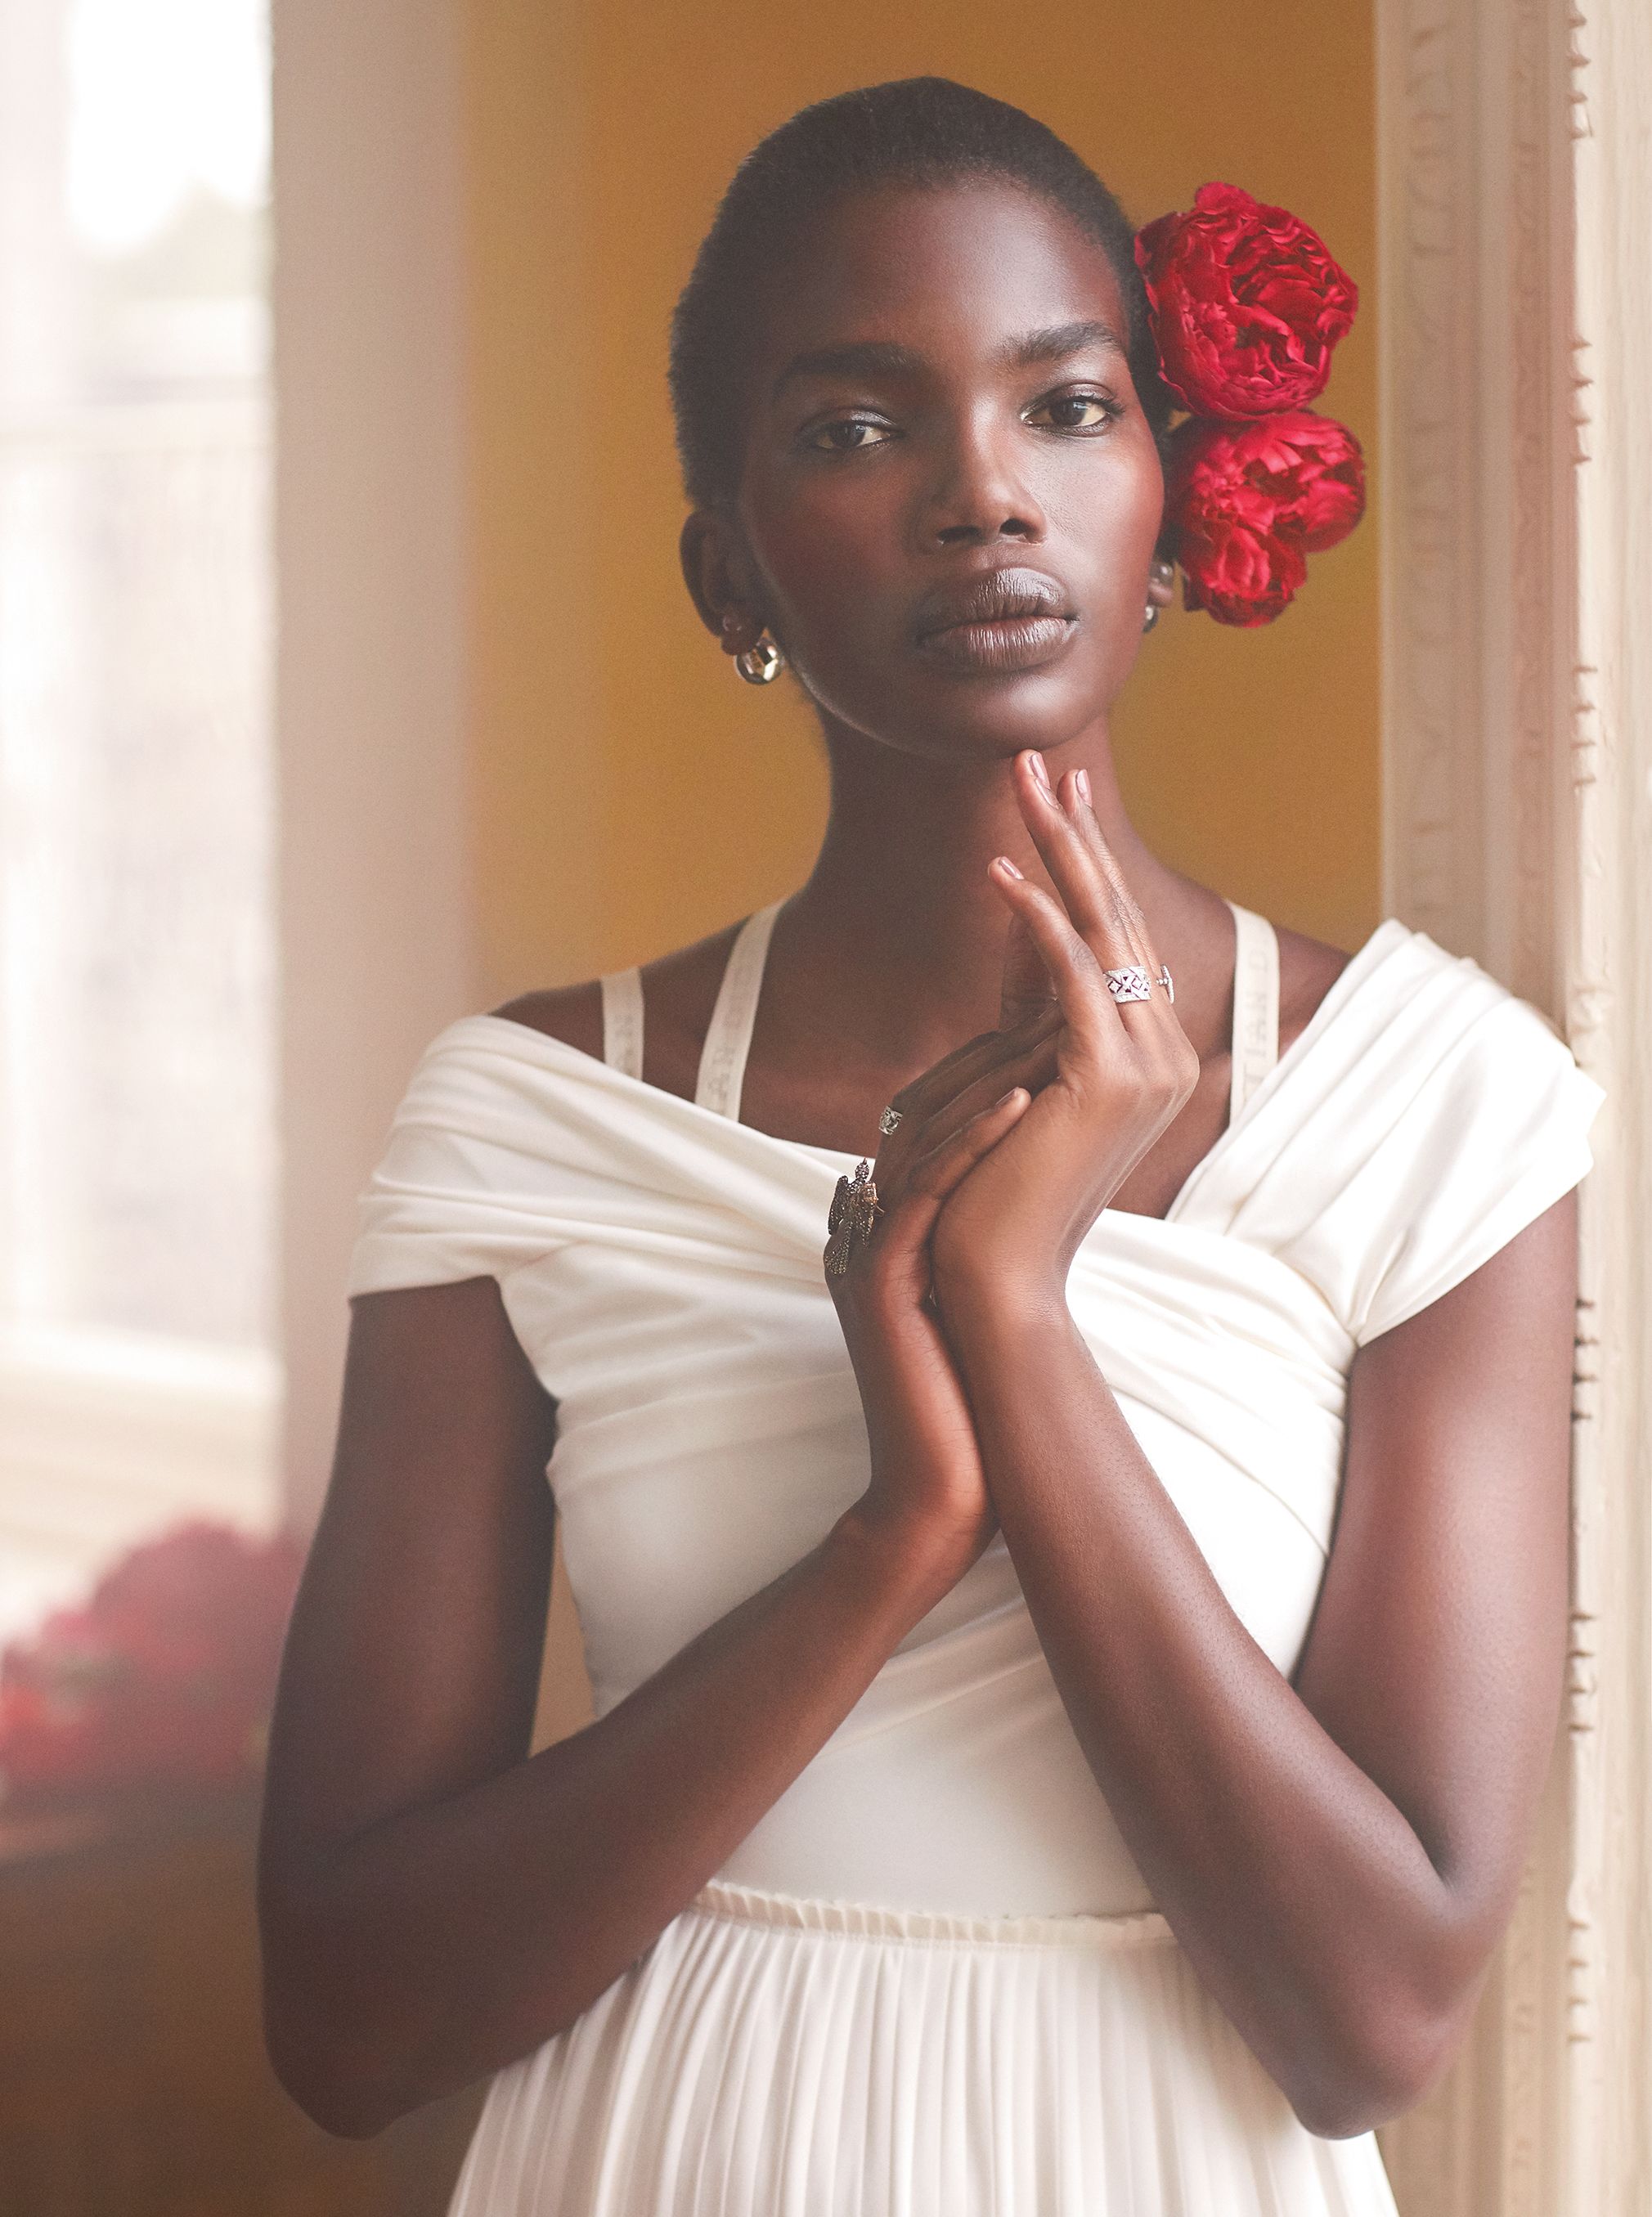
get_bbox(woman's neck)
[779,726,1235,1071]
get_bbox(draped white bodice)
[348,905,1602,1919]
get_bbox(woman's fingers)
[830,1089,1030,1295]
[996,905,1054,1032]
[985,857,1112,1048]
[860,743,1189,1214]
[1016,752,1180,1022]
[1048,766,1197,1097]
[880,1006,1060,1142]
[1012,752,1142,989]
[903,1088,1030,1211]
[1055,767,1163,980]
[873,1020,1060,1214]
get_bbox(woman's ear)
[680,509,766,661]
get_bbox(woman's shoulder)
[1327,916,1574,1049]
[1272,920,1353,1060]
[1269,914,1602,1133]
[351,928,745,1304]
[490,978,604,1061]
[489,917,747,1098]
[1227,913,1605,1344]
[1266,909,1560,1057]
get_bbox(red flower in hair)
[1135,183,1358,419]
[1165,412,1366,626]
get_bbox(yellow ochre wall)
[463,2,1379,1006]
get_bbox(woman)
[258,79,1604,2217]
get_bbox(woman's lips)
[916,612,1077,674]
[911,567,1077,675]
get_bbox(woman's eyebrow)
[771,320,1125,401]
[770,339,923,397]
[1003,319,1126,369]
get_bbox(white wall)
[272,0,474,1529]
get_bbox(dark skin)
[258,181,1578,2144]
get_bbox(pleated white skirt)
[446,1879,1399,2217]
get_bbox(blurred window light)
[0,0,279,1642]
[67,0,271,254]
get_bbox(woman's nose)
[920,417,1047,548]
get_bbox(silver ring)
[878,1104,902,1136]
[1158,966,1174,1003]
[824,1159,880,1277]
[1103,965,1152,1004]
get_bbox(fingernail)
[995,1087,1025,1109]
[1075,766,1091,805]
[1027,751,1051,794]
[993,855,1024,879]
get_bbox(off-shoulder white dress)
[347,901,1604,2217]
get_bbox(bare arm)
[939,1192,1577,2140]
[871,747,1582,2138]
[258,1092,1026,2138]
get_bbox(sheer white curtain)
[0,0,279,1637]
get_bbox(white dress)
[346,901,1604,2217]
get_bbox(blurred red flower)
[1165,411,1367,626]
[1134,182,1358,420]
[0,1520,303,1804]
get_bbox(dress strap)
[695,899,783,1121]
[599,964,644,1080]
[1227,900,1280,1125]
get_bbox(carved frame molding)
[1375,2,1651,2210]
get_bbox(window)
[0,0,278,1637]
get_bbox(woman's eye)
[1027,392,1123,431]
[806,417,894,454]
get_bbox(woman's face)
[703,178,1166,767]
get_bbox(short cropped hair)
[668,77,1171,512]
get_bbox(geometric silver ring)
[1102,964,1152,1004]
[878,1104,903,1136]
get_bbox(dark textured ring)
[824,1159,880,1277]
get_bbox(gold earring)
[734,630,784,684]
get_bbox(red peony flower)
[1135,182,1358,419]
[1173,514,1307,630]
[1164,411,1366,626]
[0,1520,303,1803]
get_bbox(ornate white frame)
[1375,2,1651,2209]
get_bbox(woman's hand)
[922,749,1200,1310]
[824,1028,1051,1586]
